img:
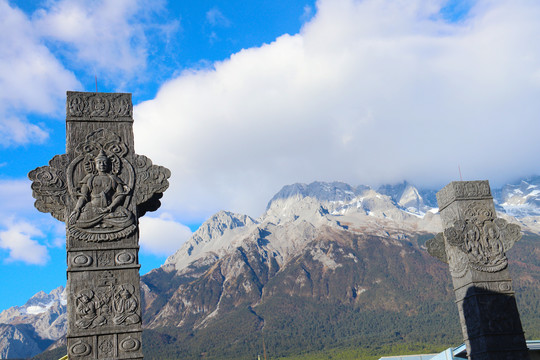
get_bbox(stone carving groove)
[72,253,93,267]
[120,336,141,352]
[69,340,92,357]
[115,251,135,265]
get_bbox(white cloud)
[0,219,49,265]
[134,0,540,222]
[139,214,192,256]
[0,116,49,147]
[0,0,79,146]
[0,179,65,263]
[0,0,178,147]
[0,179,36,216]
[32,0,159,78]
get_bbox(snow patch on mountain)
[0,286,67,358]
[0,287,65,320]
[495,178,540,217]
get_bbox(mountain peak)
[266,181,370,210]
[164,210,258,272]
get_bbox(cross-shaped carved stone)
[29,91,170,360]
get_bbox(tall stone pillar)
[29,91,170,360]
[427,181,529,360]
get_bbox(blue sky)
[1,0,540,311]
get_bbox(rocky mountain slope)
[4,178,540,359]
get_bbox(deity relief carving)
[443,204,520,273]
[67,93,132,119]
[29,127,170,243]
[67,129,136,242]
[113,283,141,325]
[74,281,140,330]
[75,289,109,329]
[429,203,521,277]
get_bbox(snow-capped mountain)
[494,176,540,217]
[163,181,443,276]
[163,178,540,277]
[0,287,66,359]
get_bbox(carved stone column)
[427,181,529,360]
[29,91,170,360]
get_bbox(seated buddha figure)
[69,150,135,241]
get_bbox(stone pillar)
[29,92,170,360]
[427,181,529,360]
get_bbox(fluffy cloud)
[0,0,79,146]
[0,219,49,265]
[139,214,193,256]
[0,0,177,147]
[134,0,540,221]
[32,0,167,79]
[0,179,37,217]
[0,179,66,264]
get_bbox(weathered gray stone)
[427,181,530,360]
[29,91,170,360]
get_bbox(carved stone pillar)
[29,91,170,360]
[427,181,529,360]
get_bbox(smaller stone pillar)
[427,181,529,360]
